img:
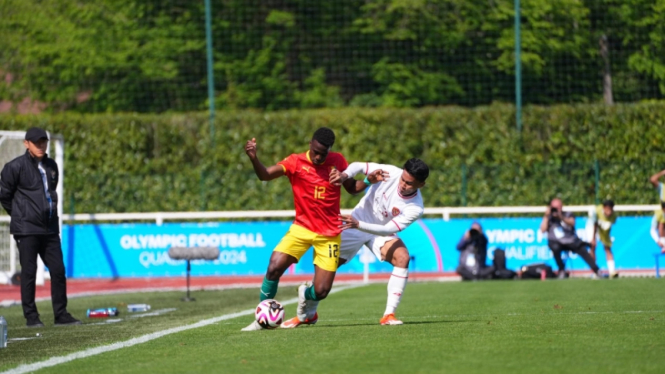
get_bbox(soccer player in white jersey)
[281,158,429,328]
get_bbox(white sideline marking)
[86,319,123,326]
[0,284,364,374]
[216,310,664,325]
[1,279,368,308]
[129,308,177,318]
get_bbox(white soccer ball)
[255,299,285,329]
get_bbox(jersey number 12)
[314,186,326,200]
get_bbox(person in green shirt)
[590,200,618,278]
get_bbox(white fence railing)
[0,204,658,225]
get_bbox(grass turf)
[1,278,665,373]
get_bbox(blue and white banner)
[62,216,659,278]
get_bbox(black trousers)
[16,234,68,320]
[548,240,599,273]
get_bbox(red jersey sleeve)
[335,153,349,172]
[277,154,298,176]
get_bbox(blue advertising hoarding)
[61,216,659,278]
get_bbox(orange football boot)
[380,313,403,325]
[280,313,319,329]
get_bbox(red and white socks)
[384,267,408,316]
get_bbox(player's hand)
[590,238,596,248]
[338,214,359,230]
[368,169,389,184]
[329,169,347,186]
[245,138,257,159]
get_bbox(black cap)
[25,127,49,142]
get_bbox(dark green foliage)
[0,0,663,112]
[0,102,663,213]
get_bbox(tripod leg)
[182,260,195,302]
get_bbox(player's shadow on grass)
[317,320,476,328]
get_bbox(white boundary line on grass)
[0,279,381,308]
[1,283,366,374]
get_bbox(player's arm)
[650,215,662,246]
[339,206,422,235]
[337,169,389,195]
[244,138,284,181]
[332,162,390,195]
[539,206,551,233]
[649,169,665,188]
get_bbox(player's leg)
[261,251,298,300]
[283,232,340,327]
[242,225,311,331]
[598,232,617,277]
[377,238,409,325]
[603,245,617,278]
[300,233,340,319]
[283,230,367,328]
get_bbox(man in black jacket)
[0,127,80,327]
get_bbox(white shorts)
[339,229,399,262]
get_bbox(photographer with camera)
[540,198,602,279]
[455,222,493,280]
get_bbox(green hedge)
[0,102,663,213]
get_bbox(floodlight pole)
[205,0,215,148]
[515,0,522,132]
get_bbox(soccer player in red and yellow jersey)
[242,127,366,331]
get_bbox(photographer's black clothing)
[549,241,600,273]
[545,210,600,273]
[0,151,60,235]
[456,231,493,280]
[456,231,489,268]
[546,211,577,245]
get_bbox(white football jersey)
[350,163,424,233]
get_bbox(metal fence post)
[67,193,75,278]
[461,164,468,207]
[594,159,600,205]
[204,0,216,148]
[200,170,206,211]
[515,0,522,132]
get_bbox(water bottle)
[86,308,119,318]
[127,304,151,313]
[0,316,7,348]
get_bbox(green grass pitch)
[1,278,664,373]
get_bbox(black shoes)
[26,316,45,328]
[54,313,82,326]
